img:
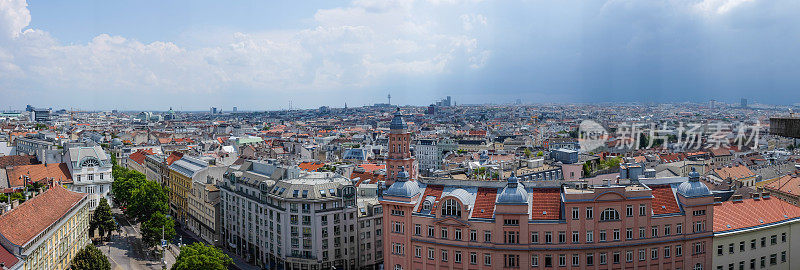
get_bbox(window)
[545,232,552,243]
[626,205,633,217]
[441,250,448,262]
[545,255,553,267]
[586,231,593,243]
[414,224,421,235]
[441,199,461,217]
[531,255,539,267]
[414,246,421,258]
[559,254,566,267]
[601,208,620,221]
[695,263,703,270]
[455,228,462,240]
[665,225,671,236]
[586,207,594,219]
[652,226,658,238]
[729,243,734,254]
[484,254,491,266]
[441,227,448,239]
[455,251,462,263]
[572,207,579,219]
[613,229,620,241]
[531,232,539,243]
[639,227,645,239]
[572,254,580,266]
[504,254,519,268]
[428,226,435,237]
[739,241,745,252]
[751,239,756,249]
[504,231,519,244]
[470,230,477,241]
[761,237,766,247]
[470,252,477,265]
[677,223,683,234]
[626,250,633,262]
[586,253,594,266]
[558,231,566,243]
[651,248,658,259]
[639,249,645,261]
[428,248,435,260]
[781,251,786,263]
[599,230,606,242]
[394,264,402,270]
[770,235,777,245]
[676,245,683,257]
[392,222,404,234]
[626,228,633,240]
[485,231,492,242]
[572,231,579,243]
[665,246,671,258]
[503,219,519,226]
[613,252,620,264]
[781,232,786,243]
[639,204,647,216]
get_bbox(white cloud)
[0,0,491,105]
[693,0,754,15]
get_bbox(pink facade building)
[381,170,714,270]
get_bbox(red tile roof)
[166,152,184,165]
[5,163,73,188]
[714,164,755,180]
[713,196,800,232]
[764,174,800,197]
[650,185,681,215]
[350,171,384,186]
[418,185,443,213]
[0,244,18,269]
[0,155,38,169]
[128,150,150,165]
[358,164,385,173]
[531,188,561,220]
[0,185,86,246]
[659,153,686,163]
[298,162,324,172]
[471,188,497,219]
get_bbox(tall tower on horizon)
[386,108,415,185]
[387,93,392,105]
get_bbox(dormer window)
[422,201,432,211]
[81,158,100,167]
[441,199,461,217]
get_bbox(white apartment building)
[63,146,114,210]
[220,160,378,270]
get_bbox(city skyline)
[1,0,800,110]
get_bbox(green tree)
[71,244,111,270]
[111,169,146,208]
[90,198,116,241]
[537,151,543,157]
[171,242,233,270]
[524,148,532,158]
[127,180,169,222]
[142,211,176,249]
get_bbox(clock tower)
[386,108,416,185]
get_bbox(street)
[95,209,179,270]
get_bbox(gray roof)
[169,156,209,178]
[389,109,408,130]
[677,168,711,198]
[497,174,529,205]
[67,146,109,162]
[385,168,421,198]
[270,172,351,200]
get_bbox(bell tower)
[386,108,415,185]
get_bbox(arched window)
[422,201,432,211]
[600,208,620,221]
[441,199,461,217]
[81,158,100,167]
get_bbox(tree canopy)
[142,211,176,249]
[127,180,169,222]
[171,242,233,270]
[71,244,111,270]
[90,198,116,241]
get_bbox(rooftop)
[0,185,86,247]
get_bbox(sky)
[1,0,799,111]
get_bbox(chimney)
[752,193,761,200]
[731,194,743,202]
[762,191,770,199]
